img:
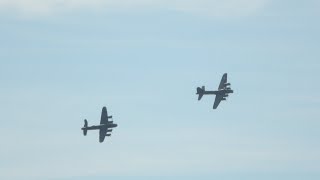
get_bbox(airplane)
[196,73,234,109]
[81,106,118,143]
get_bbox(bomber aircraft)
[196,73,234,109]
[81,107,118,143]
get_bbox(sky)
[0,0,320,179]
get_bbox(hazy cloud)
[0,0,268,17]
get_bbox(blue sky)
[0,0,320,179]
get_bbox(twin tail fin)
[82,119,88,136]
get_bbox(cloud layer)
[0,0,268,17]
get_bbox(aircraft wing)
[213,95,223,109]
[218,73,227,90]
[99,127,107,143]
[100,107,108,125]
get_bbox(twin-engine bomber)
[81,107,118,143]
[196,73,234,109]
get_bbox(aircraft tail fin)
[82,119,88,136]
[197,86,205,100]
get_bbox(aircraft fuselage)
[82,123,118,131]
[202,89,234,95]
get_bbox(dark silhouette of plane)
[196,73,234,109]
[81,107,118,143]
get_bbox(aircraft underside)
[196,73,234,109]
[81,107,118,143]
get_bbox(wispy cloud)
[1,126,319,179]
[0,0,268,18]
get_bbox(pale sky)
[0,0,320,180]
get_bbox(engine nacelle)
[108,121,114,124]
[223,94,229,97]
[222,98,227,101]
[106,134,111,137]
[224,83,231,86]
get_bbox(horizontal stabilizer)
[197,86,205,100]
[82,119,88,136]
